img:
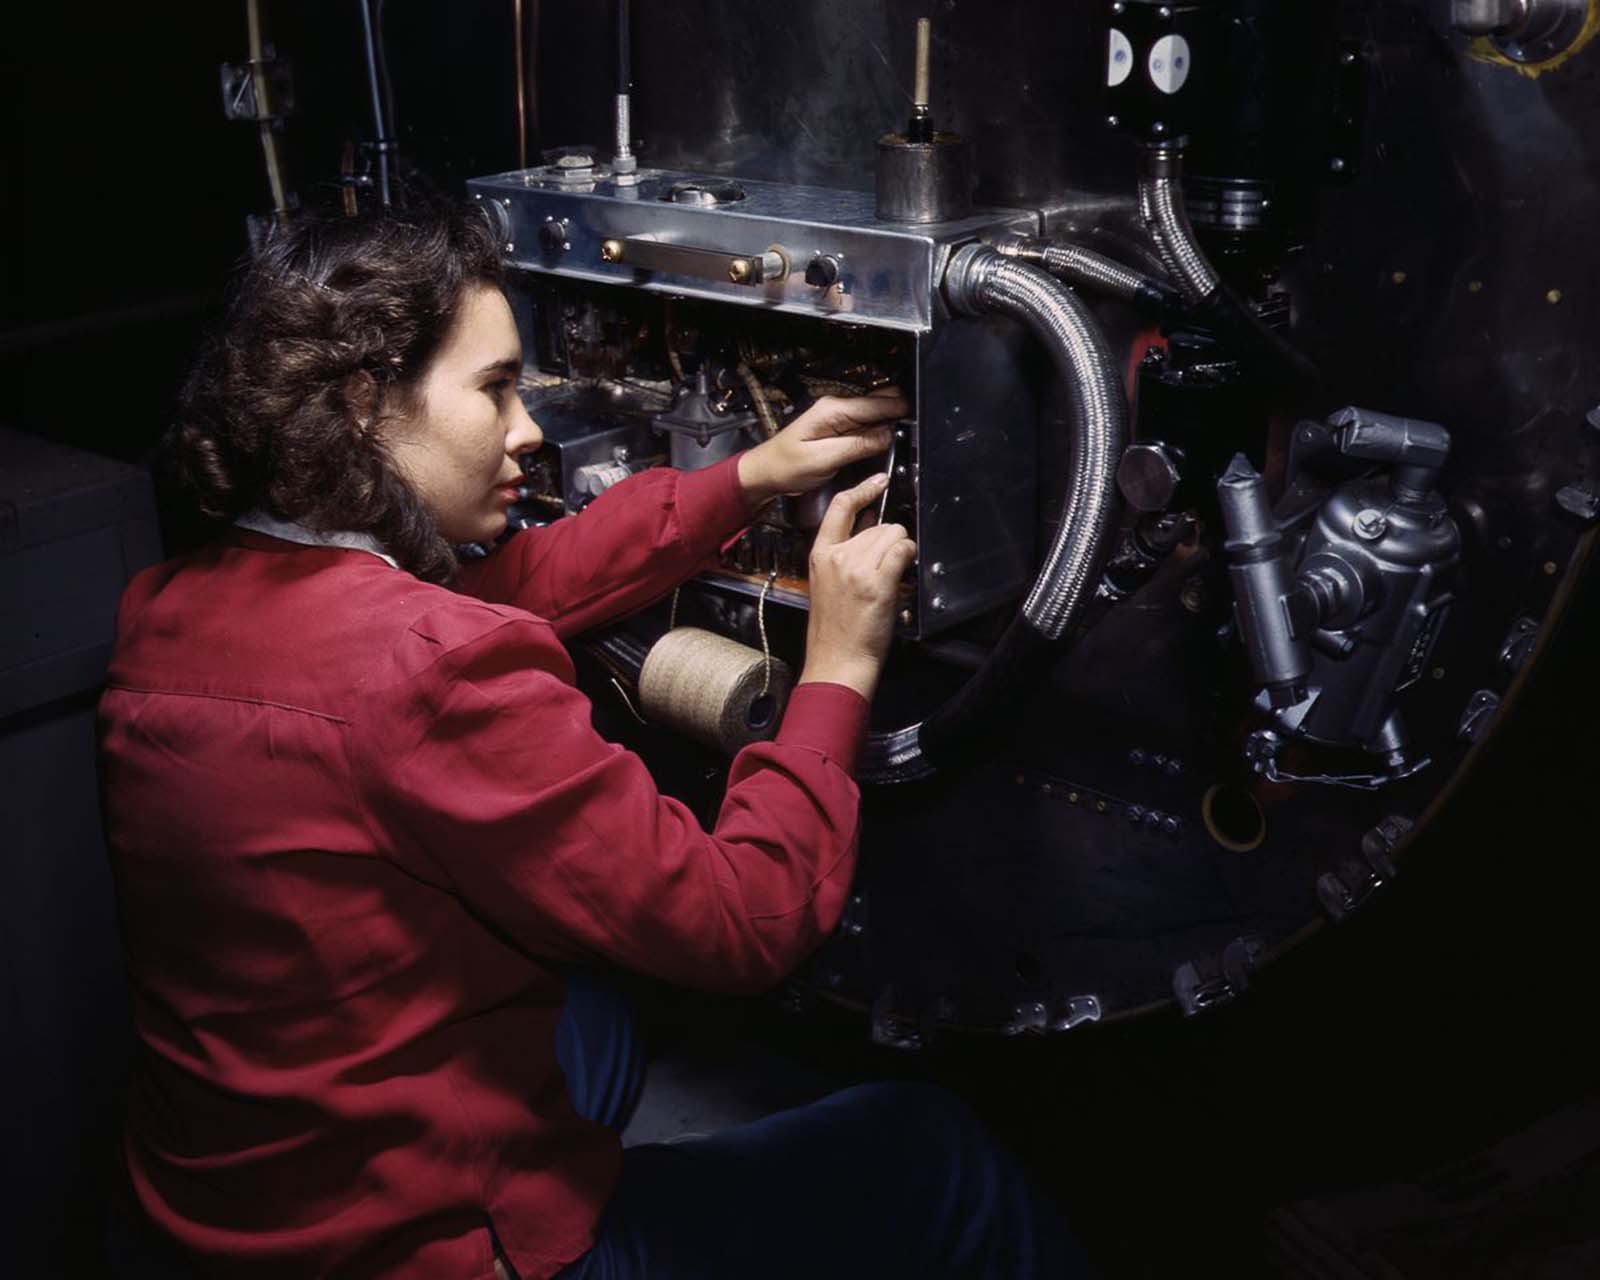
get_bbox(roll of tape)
[638,627,793,755]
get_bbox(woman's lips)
[495,483,523,504]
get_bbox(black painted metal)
[532,0,1600,1029]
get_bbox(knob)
[804,254,842,288]
[539,217,571,253]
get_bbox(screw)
[1353,508,1389,540]
[1158,4,1172,16]
[1586,404,1600,433]
[1128,805,1145,826]
[930,562,946,577]
[898,608,914,626]
[930,594,947,611]
[1162,815,1181,837]
[1341,50,1357,65]
[1106,114,1121,129]
[1329,157,1347,173]
[1151,121,1168,135]
[1129,748,1146,766]
[1111,1,1124,12]
[600,239,623,262]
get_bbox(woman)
[100,200,1081,1278]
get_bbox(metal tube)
[1217,454,1310,707]
[246,0,288,217]
[860,248,1127,781]
[514,0,527,168]
[613,0,637,173]
[356,0,392,207]
[913,18,931,108]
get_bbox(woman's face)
[384,284,543,544]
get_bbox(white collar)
[235,511,400,569]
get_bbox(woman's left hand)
[735,388,909,508]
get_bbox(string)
[757,569,777,696]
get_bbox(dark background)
[6,2,1600,1276]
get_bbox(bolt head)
[1329,157,1347,173]
[1353,508,1389,540]
[1106,114,1121,129]
[930,594,947,611]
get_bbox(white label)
[1148,34,1192,95]
[1108,29,1134,87]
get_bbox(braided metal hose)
[859,247,1127,782]
[992,232,1172,310]
[1136,143,1220,306]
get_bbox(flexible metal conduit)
[859,246,1128,782]
[1136,143,1220,307]
[1137,142,1322,387]
[992,232,1171,311]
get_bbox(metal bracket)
[1457,689,1501,744]
[1555,484,1600,526]
[220,58,295,122]
[1002,994,1103,1036]
[1173,936,1263,1017]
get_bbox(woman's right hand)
[798,472,918,701]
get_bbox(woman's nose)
[507,395,543,456]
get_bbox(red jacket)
[99,457,867,1279]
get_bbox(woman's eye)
[487,378,515,399]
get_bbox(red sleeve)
[456,457,750,638]
[352,610,868,994]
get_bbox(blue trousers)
[550,973,1095,1280]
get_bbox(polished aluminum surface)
[468,168,1031,332]
[875,133,973,223]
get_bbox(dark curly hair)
[163,198,505,582]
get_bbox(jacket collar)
[234,511,400,569]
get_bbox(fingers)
[850,523,915,573]
[795,389,911,438]
[876,531,917,574]
[816,472,889,547]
